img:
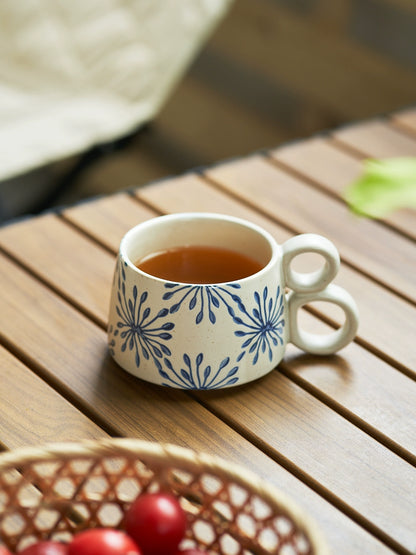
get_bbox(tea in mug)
[136,245,263,284]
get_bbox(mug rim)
[119,212,280,286]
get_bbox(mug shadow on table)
[93,343,353,447]
[97,344,353,399]
[90,348,202,434]
[282,352,354,384]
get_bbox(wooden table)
[0,108,415,555]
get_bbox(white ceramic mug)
[108,213,359,389]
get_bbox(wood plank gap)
[59,187,165,255]
[200,171,416,307]
[191,393,411,555]
[390,119,416,141]
[0,343,111,441]
[58,211,117,257]
[265,146,350,204]
[329,135,383,160]
[264,151,416,244]
[126,189,166,216]
[277,364,416,466]
[126,189,180,219]
[0,332,121,440]
[0,244,107,330]
[329,119,416,162]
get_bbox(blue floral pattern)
[110,259,285,388]
[163,282,284,364]
[233,286,285,364]
[163,282,242,324]
[109,261,175,372]
[160,353,239,389]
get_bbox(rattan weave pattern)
[0,439,329,554]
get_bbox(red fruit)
[19,541,68,555]
[0,546,13,555]
[68,529,141,555]
[124,493,187,555]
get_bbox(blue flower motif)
[162,281,284,369]
[159,353,239,389]
[163,282,242,324]
[110,261,175,371]
[234,286,285,365]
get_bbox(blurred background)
[1,0,415,222]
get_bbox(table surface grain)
[0,108,415,555]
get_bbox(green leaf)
[344,157,416,218]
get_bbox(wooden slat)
[271,135,416,240]
[0,346,105,449]
[62,192,158,252]
[0,213,114,328]
[135,174,293,241]
[65,184,292,250]
[0,203,158,331]
[272,136,363,197]
[136,174,416,375]
[204,155,416,305]
[283,312,416,461]
[333,119,416,158]
[392,107,416,134]
[0,256,391,555]
[192,372,416,552]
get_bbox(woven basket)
[0,439,329,555]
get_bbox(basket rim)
[0,438,330,555]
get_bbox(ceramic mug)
[108,213,359,389]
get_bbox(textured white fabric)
[0,0,232,180]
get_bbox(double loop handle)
[282,234,359,355]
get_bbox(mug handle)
[282,234,359,355]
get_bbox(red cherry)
[124,493,187,555]
[18,541,68,555]
[68,528,141,555]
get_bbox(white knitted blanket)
[0,0,232,180]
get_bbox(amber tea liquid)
[136,245,263,284]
